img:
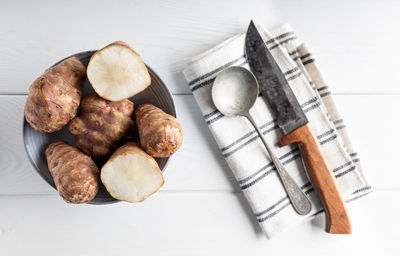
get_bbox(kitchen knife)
[245,20,351,234]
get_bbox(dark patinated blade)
[245,21,308,135]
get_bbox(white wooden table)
[1,0,399,255]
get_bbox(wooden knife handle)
[278,123,351,234]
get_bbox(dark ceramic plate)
[23,51,176,205]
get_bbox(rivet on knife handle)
[279,123,352,234]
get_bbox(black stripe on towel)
[240,167,279,190]
[333,161,353,172]
[335,165,356,178]
[320,92,332,98]
[188,55,245,86]
[221,120,276,152]
[190,78,215,92]
[352,186,372,194]
[286,72,302,81]
[300,97,318,108]
[345,186,372,203]
[265,32,295,44]
[223,125,279,158]
[256,183,314,222]
[255,197,289,217]
[239,162,274,186]
[335,125,346,130]
[302,58,315,66]
[333,119,344,125]
[320,134,337,145]
[345,191,370,203]
[190,60,247,91]
[240,153,302,190]
[238,148,299,185]
[203,110,220,119]
[303,102,321,113]
[206,114,224,125]
[317,86,328,92]
[283,67,299,76]
[269,36,297,50]
[317,129,335,139]
[300,53,311,60]
[258,202,291,222]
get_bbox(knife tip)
[247,20,256,31]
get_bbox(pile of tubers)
[24,41,183,204]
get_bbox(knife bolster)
[278,123,352,234]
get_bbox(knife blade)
[245,20,351,234]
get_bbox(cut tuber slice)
[87,41,151,101]
[101,142,164,202]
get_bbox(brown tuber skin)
[24,57,86,133]
[135,104,183,157]
[69,94,135,157]
[45,141,99,204]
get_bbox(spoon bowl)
[211,66,259,117]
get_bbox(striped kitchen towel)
[182,23,371,238]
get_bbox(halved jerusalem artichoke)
[87,41,151,101]
[101,142,164,202]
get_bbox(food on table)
[101,142,164,202]
[87,41,151,101]
[45,141,100,204]
[24,57,86,133]
[68,94,135,157]
[135,104,183,157]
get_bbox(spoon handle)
[245,114,312,215]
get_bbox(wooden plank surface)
[0,191,398,255]
[0,0,397,254]
[0,0,399,95]
[0,94,397,195]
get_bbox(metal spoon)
[211,66,312,215]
